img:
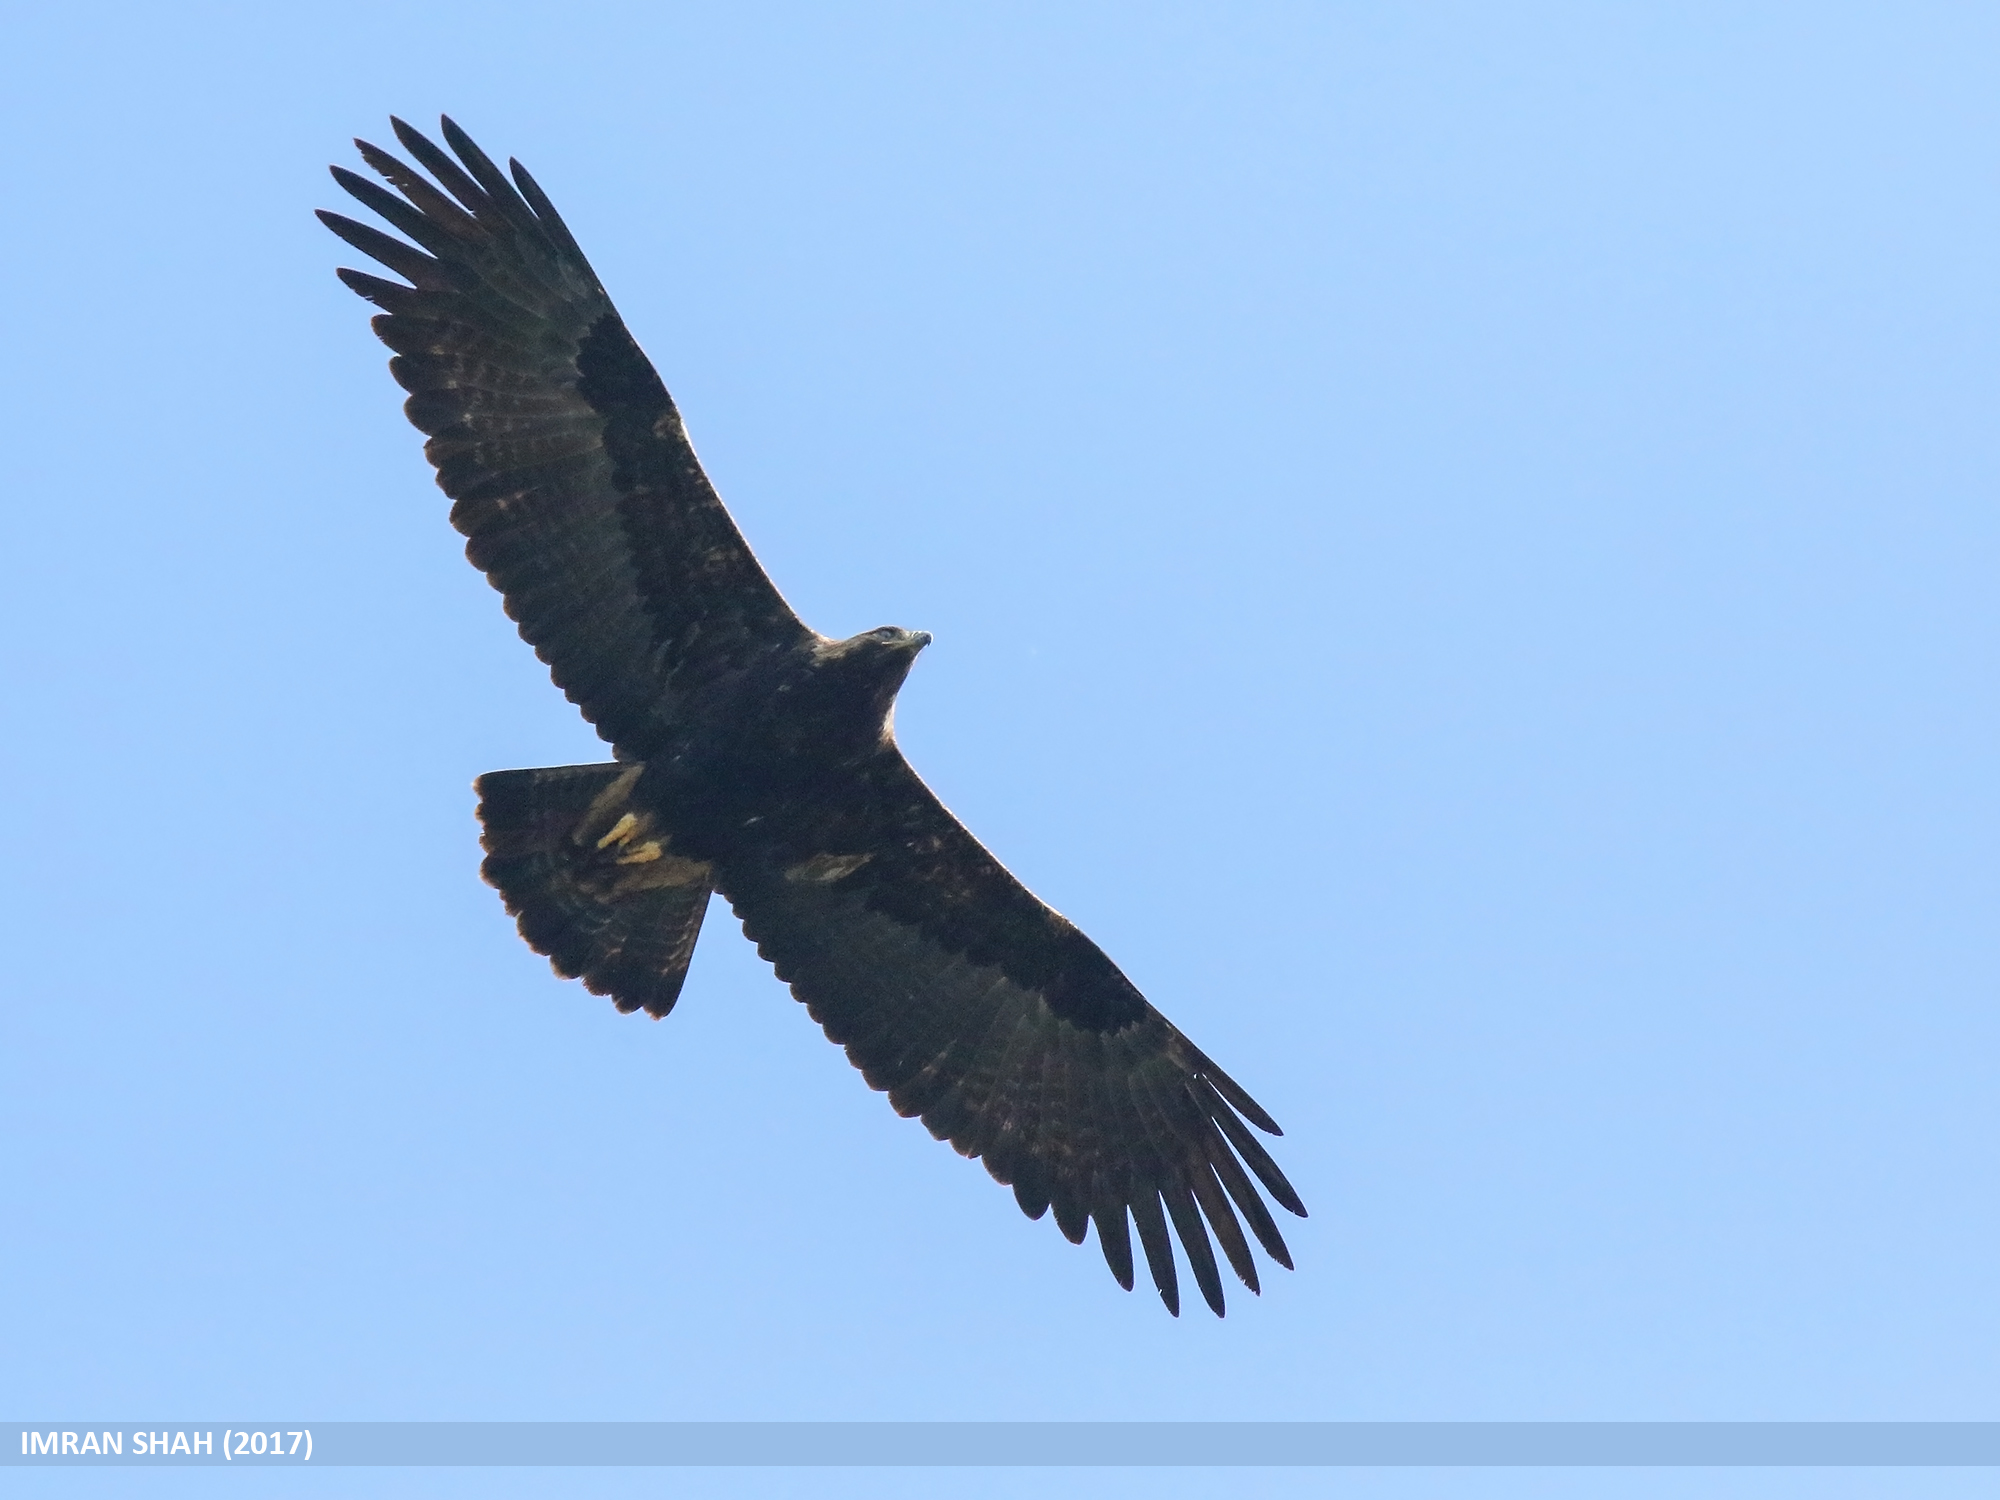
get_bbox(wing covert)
[321,117,807,754]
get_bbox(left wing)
[719,750,1305,1316]
[321,118,809,756]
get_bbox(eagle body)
[324,117,1304,1316]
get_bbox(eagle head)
[809,626,932,744]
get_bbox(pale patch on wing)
[784,852,875,884]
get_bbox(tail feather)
[474,762,712,1018]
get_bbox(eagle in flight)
[321,117,1305,1316]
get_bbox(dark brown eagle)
[321,117,1305,1316]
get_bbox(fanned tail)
[475,762,713,1017]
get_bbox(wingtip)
[352,137,397,176]
[389,114,432,156]
[316,208,372,247]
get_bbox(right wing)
[321,117,808,755]
[721,748,1306,1316]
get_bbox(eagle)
[320,117,1305,1316]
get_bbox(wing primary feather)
[509,158,596,270]
[355,134,576,325]
[317,210,453,290]
[1161,1175,1227,1316]
[1092,1193,1136,1291]
[389,115,495,218]
[1200,1080,1308,1218]
[1112,1049,1194,1314]
[356,138,485,238]
[329,166,459,257]
[1178,1037,1284,1136]
[335,269,421,313]
[1188,1157,1260,1295]
[1073,1043,1132,1272]
[1124,1056,1230,1313]
[1128,1187,1181,1317]
[1201,1116,1294,1269]
[439,116,543,235]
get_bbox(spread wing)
[320,117,808,755]
[720,751,1306,1316]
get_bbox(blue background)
[2,2,1994,1496]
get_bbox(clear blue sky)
[3,3,1994,1497]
